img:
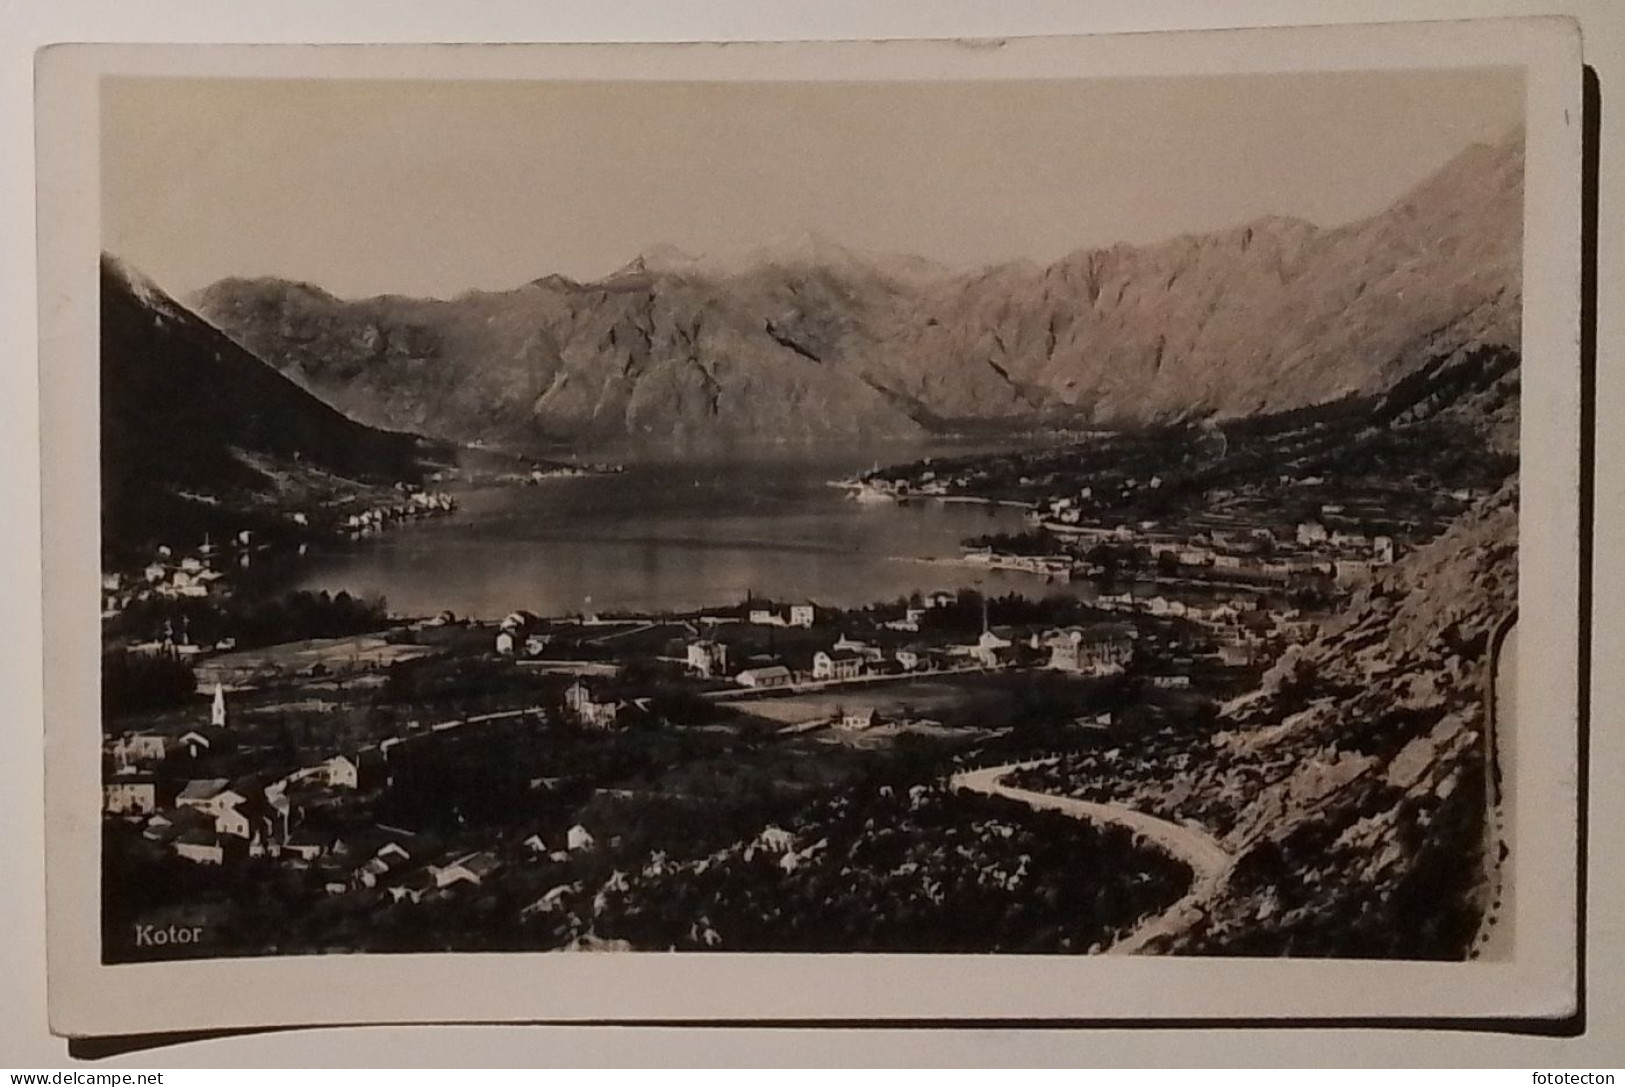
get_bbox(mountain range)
[187,130,1522,449]
[101,256,438,560]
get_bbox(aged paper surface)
[37,20,1582,1038]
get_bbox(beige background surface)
[101,69,1524,298]
[4,0,1623,1068]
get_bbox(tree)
[102,649,196,716]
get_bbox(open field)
[195,634,445,686]
[729,673,1061,727]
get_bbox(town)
[101,549,1308,958]
[848,353,1516,626]
[98,352,1518,957]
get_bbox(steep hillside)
[874,134,1522,425]
[1174,485,1516,957]
[193,259,926,447]
[101,256,440,562]
[1013,482,1517,958]
[193,131,1523,447]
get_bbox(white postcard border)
[37,21,1583,1037]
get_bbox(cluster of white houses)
[103,684,375,865]
[103,530,279,621]
[341,489,456,534]
[106,488,458,620]
[1093,591,1318,666]
[104,683,603,904]
[1033,507,1400,590]
[732,616,1141,693]
[745,602,817,628]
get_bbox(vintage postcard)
[37,20,1583,1038]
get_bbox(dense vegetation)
[876,345,1520,539]
[109,589,391,653]
[587,786,1191,953]
[102,650,198,717]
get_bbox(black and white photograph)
[35,22,1586,1036]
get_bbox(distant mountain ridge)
[191,130,1523,448]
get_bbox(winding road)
[951,760,1234,954]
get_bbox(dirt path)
[951,760,1233,954]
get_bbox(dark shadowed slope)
[101,255,438,561]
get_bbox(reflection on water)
[279,443,1087,619]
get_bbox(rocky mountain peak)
[191,133,1523,447]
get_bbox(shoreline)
[826,478,1035,511]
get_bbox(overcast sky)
[102,68,1523,301]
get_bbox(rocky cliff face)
[1171,483,1518,957]
[193,131,1522,448]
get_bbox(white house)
[1296,521,1329,547]
[495,631,517,656]
[375,840,412,867]
[387,871,438,904]
[788,603,816,628]
[735,665,793,689]
[500,610,538,632]
[836,707,877,731]
[755,826,796,853]
[523,883,578,917]
[214,805,253,839]
[103,775,159,815]
[894,648,922,672]
[883,614,920,632]
[686,640,729,678]
[832,636,884,663]
[432,851,501,889]
[173,829,224,865]
[111,732,168,769]
[177,730,213,759]
[283,831,331,862]
[748,608,784,627]
[564,679,621,729]
[1373,535,1396,566]
[320,754,360,789]
[566,824,596,852]
[969,628,1013,668]
[812,650,864,682]
[176,778,239,814]
[1045,626,1136,675]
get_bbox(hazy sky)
[102,69,1523,300]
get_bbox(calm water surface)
[281,444,1085,619]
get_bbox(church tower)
[211,682,228,729]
